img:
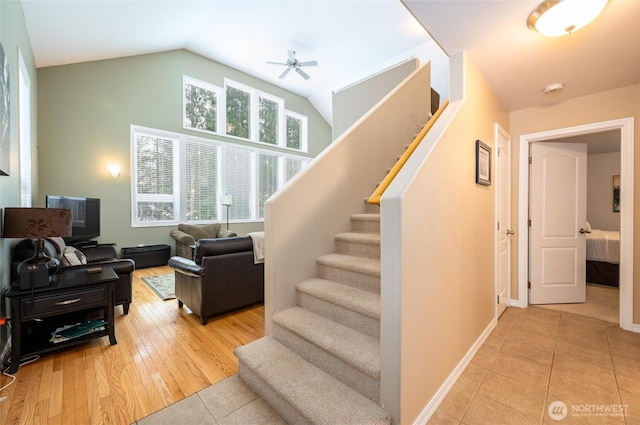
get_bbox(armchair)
[13,238,135,314]
[170,222,237,259]
[168,236,264,325]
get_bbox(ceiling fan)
[267,50,318,80]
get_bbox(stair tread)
[317,253,380,277]
[273,307,379,378]
[236,337,391,425]
[297,278,381,320]
[351,213,380,222]
[335,232,380,245]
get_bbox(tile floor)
[429,307,640,425]
[134,307,640,424]
[133,374,286,425]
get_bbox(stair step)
[351,213,380,233]
[316,253,380,293]
[236,337,391,425]
[297,278,380,337]
[273,307,380,401]
[363,200,380,214]
[335,232,380,260]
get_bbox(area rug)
[141,273,176,301]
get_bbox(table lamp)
[2,207,73,289]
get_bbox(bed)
[586,228,620,287]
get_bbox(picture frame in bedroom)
[475,140,491,186]
[613,174,620,212]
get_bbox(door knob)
[579,228,591,234]
[507,230,515,235]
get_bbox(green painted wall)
[37,50,332,254]
[0,0,39,362]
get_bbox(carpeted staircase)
[235,202,392,424]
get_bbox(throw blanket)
[247,231,265,264]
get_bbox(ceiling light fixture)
[527,0,609,37]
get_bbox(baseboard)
[631,323,640,334]
[509,298,521,307]
[411,318,497,425]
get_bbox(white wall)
[588,152,621,231]
[332,58,418,140]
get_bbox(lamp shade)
[2,208,73,238]
[221,195,233,206]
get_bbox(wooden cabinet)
[6,269,118,373]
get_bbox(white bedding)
[586,229,620,264]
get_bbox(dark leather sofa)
[13,239,135,314]
[168,236,264,325]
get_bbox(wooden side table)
[6,268,119,373]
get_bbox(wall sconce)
[108,163,121,178]
[527,0,608,37]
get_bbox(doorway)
[517,118,634,331]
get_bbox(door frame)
[517,118,634,331]
[495,124,511,318]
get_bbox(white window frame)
[285,110,309,152]
[183,75,223,135]
[130,126,181,227]
[18,49,32,207]
[131,125,310,227]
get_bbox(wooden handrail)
[367,99,449,205]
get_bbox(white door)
[495,126,511,317]
[530,142,587,304]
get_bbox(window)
[132,129,179,225]
[225,84,251,139]
[132,126,310,226]
[258,96,281,145]
[183,76,221,134]
[286,111,307,151]
[185,140,219,221]
[18,50,32,207]
[258,153,280,217]
[184,76,309,152]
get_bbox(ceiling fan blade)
[298,61,318,67]
[267,61,288,66]
[279,68,291,79]
[287,50,296,62]
[295,68,310,80]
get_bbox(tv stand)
[69,240,115,250]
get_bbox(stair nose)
[317,253,380,293]
[236,337,392,425]
[335,232,380,260]
[351,213,380,233]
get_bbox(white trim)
[518,118,635,331]
[411,318,497,425]
[494,123,511,319]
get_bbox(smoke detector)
[543,82,564,94]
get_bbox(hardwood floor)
[0,266,265,425]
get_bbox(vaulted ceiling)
[20,0,640,127]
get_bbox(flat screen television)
[45,196,100,243]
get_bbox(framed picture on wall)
[613,174,620,212]
[0,42,9,176]
[475,140,491,186]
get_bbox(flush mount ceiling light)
[527,0,609,37]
